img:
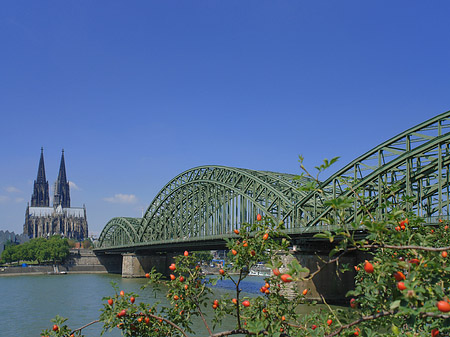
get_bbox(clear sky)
[1,1,450,236]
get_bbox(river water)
[0,273,291,336]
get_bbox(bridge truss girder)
[96,111,450,250]
[289,111,450,228]
[138,166,311,243]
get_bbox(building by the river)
[23,148,88,240]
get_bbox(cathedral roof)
[28,206,85,218]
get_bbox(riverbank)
[0,264,108,276]
[0,248,115,276]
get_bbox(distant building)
[0,231,28,254]
[23,148,88,240]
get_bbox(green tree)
[194,250,213,263]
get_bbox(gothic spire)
[53,149,70,208]
[36,147,46,183]
[31,147,49,207]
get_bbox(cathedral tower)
[24,148,88,240]
[53,149,70,208]
[30,147,49,207]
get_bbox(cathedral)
[23,148,88,240]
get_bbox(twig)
[236,269,243,329]
[320,294,342,326]
[343,179,375,222]
[362,244,450,252]
[210,328,256,336]
[69,319,100,334]
[420,312,450,319]
[305,248,357,280]
[324,310,394,337]
[192,297,213,336]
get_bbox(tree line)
[1,235,69,265]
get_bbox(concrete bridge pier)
[122,253,168,278]
[281,242,367,303]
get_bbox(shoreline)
[0,264,110,277]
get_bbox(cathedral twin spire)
[31,148,70,208]
[31,147,49,207]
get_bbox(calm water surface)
[0,273,290,336]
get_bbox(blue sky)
[1,1,450,236]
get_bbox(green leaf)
[390,300,401,310]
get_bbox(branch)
[324,310,394,337]
[320,294,343,327]
[305,248,356,280]
[69,319,100,334]
[236,269,243,329]
[362,244,450,252]
[210,328,257,337]
[192,297,213,336]
[421,312,450,319]
[343,180,375,222]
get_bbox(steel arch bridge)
[97,111,450,251]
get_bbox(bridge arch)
[97,217,141,248]
[138,166,312,242]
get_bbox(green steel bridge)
[96,112,450,253]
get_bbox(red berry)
[437,300,450,312]
[272,268,281,276]
[409,258,420,265]
[350,298,357,308]
[280,274,293,283]
[311,325,317,330]
[364,260,374,273]
[130,296,135,303]
[179,276,185,282]
[184,251,189,257]
[145,273,150,278]
[242,300,250,307]
[442,251,448,258]
[263,233,269,240]
[327,319,333,326]
[170,274,176,280]
[432,328,439,337]
[231,249,237,256]
[169,263,176,271]
[108,298,113,306]
[119,290,125,296]
[219,269,225,275]
[397,282,406,291]
[234,229,239,234]
[302,289,308,295]
[256,214,262,221]
[393,271,406,281]
[52,325,59,332]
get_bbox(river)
[1,273,303,336]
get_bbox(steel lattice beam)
[96,111,450,251]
